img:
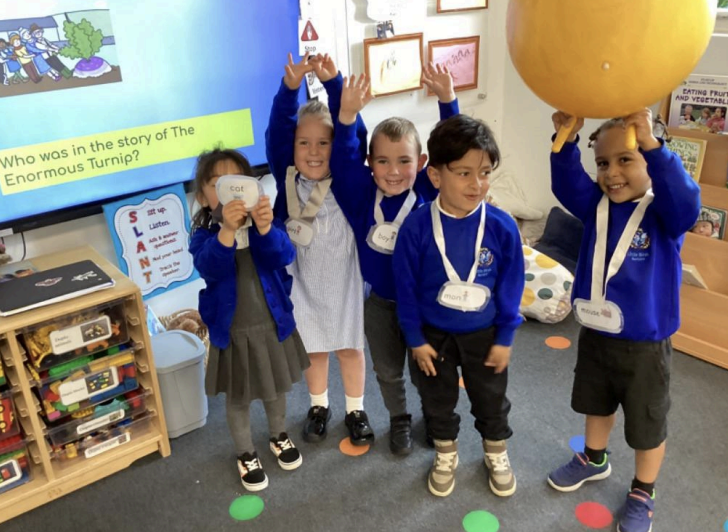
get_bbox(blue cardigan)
[189,220,297,348]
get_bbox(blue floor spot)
[569,435,585,453]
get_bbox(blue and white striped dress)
[288,175,365,353]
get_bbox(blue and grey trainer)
[617,488,655,532]
[547,452,611,492]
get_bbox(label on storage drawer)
[50,315,113,355]
[76,409,126,436]
[59,366,120,406]
[84,432,131,459]
[0,458,21,487]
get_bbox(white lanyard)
[431,199,486,284]
[374,189,416,227]
[591,190,654,302]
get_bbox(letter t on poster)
[102,183,198,299]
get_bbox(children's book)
[666,136,707,182]
[668,74,728,133]
[682,264,709,290]
[690,205,728,240]
[0,260,114,317]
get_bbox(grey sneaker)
[428,439,459,497]
[483,439,516,497]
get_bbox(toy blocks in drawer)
[21,300,129,370]
[0,390,20,444]
[38,349,138,422]
[46,388,149,447]
[52,412,153,463]
[0,439,31,495]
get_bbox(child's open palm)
[340,74,373,125]
[413,343,439,377]
[311,53,337,82]
[422,62,456,103]
[250,196,273,235]
[283,53,314,90]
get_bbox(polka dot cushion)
[521,245,574,324]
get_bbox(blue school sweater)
[393,201,525,348]
[551,139,701,341]
[264,75,368,221]
[329,100,460,301]
[189,220,297,348]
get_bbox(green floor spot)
[229,495,264,521]
[462,510,500,532]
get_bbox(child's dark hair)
[190,148,253,231]
[427,115,500,169]
[588,114,671,148]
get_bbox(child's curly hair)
[587,114,671,148]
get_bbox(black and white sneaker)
[237,452,268,491]
[269,432,303,470]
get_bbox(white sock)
[345,395,364,414]
[310,390,329,408]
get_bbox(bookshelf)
[0,246,171,523]
[665,127,728,369]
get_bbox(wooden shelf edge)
[673,331,728,370]
[0,430,167,524]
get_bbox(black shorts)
[571,327,672,450]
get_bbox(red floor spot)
[545,336,572,349]
[339,437,370,456]
[575,502,613,529]
[459,377,465,389]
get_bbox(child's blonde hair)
[369,117,422,155]
[297,100,333,131]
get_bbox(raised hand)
[250,195,274,235]
[283,53,314,90]
[412,343,439,377]
[339,74,373,126]
[422,62,456,103]
[623,108,660,151]
[311,53,338,82]
[551,111,584,143]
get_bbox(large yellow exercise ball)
[506,0,717,118]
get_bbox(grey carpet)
[4,316,727,531]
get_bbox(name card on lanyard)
[573,191,654,333]
[366,189,416,254]
[431,200,490,312]
[284,166,331,247]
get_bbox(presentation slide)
[0,0,301,228]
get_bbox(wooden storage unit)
[0,246,170,523]
[666,127,728,369]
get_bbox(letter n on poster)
[102,183,198,299]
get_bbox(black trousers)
[409,325,512,442]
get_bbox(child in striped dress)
[265,54,374,446]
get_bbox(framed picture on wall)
[427,36,480,94]
[364,33,423,97]
[666,135,707,182]
[436,0,487,13]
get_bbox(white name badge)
[366,223,399,254]
[573,298,624,333]
[215,175,262,207]
[285,218,316,247]
[437,281,490,312]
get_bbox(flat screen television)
[0,0,303,233]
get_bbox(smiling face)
[294,116,332,181]
[428,149,492,218]
[593,126,651,203]
[368,133,427,196]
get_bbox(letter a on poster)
[102,183,198,299]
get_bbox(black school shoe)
[344,410,375,446]
[390,414,413,455]
[302,406,332,443]
[236,452,268,492]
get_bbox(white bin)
[152,330,208,438]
